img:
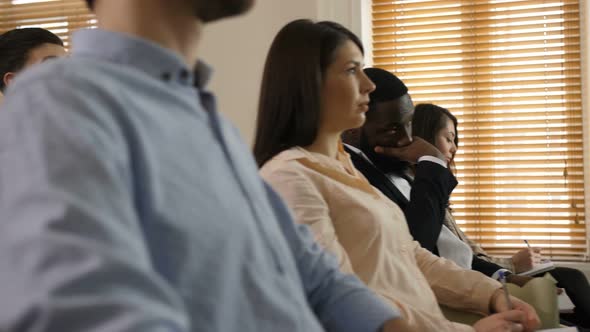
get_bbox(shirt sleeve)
[262,170,400,332]
[263,166,356,274]
[472,255,511,277]
[0,79,188,331]
[404,160,457,252]
[417,155,448,168]
[413,241,502,315]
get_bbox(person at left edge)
[0,0,411,331]
[0,27,65,104]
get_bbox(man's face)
[193,0,255,23]
[362,94,414,149]
[2,42,66,91]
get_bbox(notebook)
[517,260,556,276]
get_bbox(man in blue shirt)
[0,0,413,331]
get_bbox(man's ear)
[3,72,15,88]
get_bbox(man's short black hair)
[364,67,408,108]
[0,27,64,92]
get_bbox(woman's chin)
[351,114,366,129]
[337,115,366,133]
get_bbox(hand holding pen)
[488,274,541,331]
[524,240,543,264]
[512,240,542,273]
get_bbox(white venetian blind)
[0,0,95,48]
[372,0,587,261]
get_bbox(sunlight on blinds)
[372,0,587,261]
[0,0,96,48]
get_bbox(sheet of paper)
[558,291,575,313]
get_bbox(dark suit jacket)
[345,144,504,277]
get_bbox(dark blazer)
[345,144,504,277]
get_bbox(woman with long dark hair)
[412,103,590,329]
[255,19,540,332]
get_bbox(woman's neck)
[305,131,341,159]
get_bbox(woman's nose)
[362,72,376,94]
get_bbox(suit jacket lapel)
[344,145,410,210]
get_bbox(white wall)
[199,0,364,145]
[199,0,317,145]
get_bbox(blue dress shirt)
[0,29,398,332]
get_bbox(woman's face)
[318,39,375,136]
[434,116,457,164]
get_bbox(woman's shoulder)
[259,148,330,201]
[260,147,311,179]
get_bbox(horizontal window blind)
[0,0,95,48]
[372,0,587,261]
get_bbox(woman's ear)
[3,72,15,88]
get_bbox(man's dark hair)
[412,103,459,148]
[0,27,64,91]
[343,68,409,150]
[364,67,408,115]
[253,19,364,167]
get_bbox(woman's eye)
[347,67,357,74]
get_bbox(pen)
[524,239,531,248]
[499,271,513,310]
[525,239,547,263]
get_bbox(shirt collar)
[272,145,380,198]
[71,29,212,89]
[273,143,361,178]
